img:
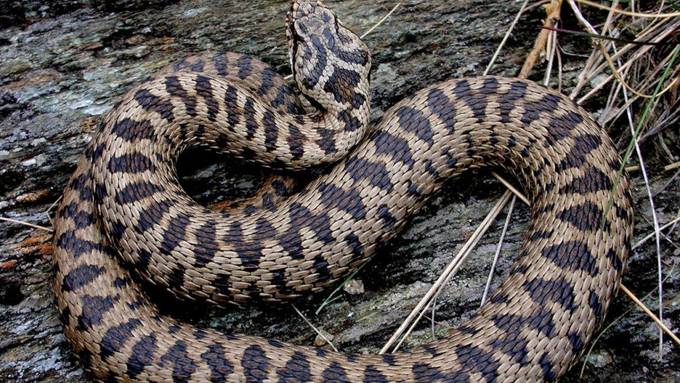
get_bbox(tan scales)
[52,0,634,381]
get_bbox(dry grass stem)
[619,284,680,346]
[481,196,517,306]
[544,27,559,86]
[570,13,678,101]
[45,196,62,224]
[491,172,530,205]
[391,293,436,352]
[575,18,680,104]
[612,41,667,357]
[359,3,401,39]
[380,190,513,354]
[0,216,53,232]
[633,214,680,250]
[580,266,678,378]
[567,0,676,101]
[575,0,680,18]
[665,162,680,172]
[292,304,339,352]
[483,0,530,76]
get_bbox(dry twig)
[519,0,564,79]
[0,216,53,232]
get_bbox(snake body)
[53,1,633,381]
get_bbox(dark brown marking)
[224,85,240,129]
[190,58,205,72]
[337,109,362,132]
[56,230,102,259]
[556,201,604,231]
[561,166,613,195]
[127,334,158,379]
[539,352,557,381]
[114,181,164,204]
[165,76,197,117]
[279,202,334,259]
[212,53,228,76]
[455,344,501,383]
[159,340,197,383]
[214,273,231,297]
[169,264,186,287]
[237,55,253,80]
[568,332,584,354]
[100,318,142,360]
[111,118,155,143]
[227,221,262,272]
[160,212,191,255]
[488,331,529,364]
[276,351,311,382]
[257,67,276,96]
[134,89,175,122]
[499,81,528,123]
[77,294,119,330]
[427,88,456,133]
[344,233,364,261]
[323,27,369,65]
[321,361,347,383]
[344,157,393,191]
[315,128,337,155]
[371,130,415,167]
[242,345,269,383]
[541,240,598,275]
[62,264,105,292]
[69,174,93,201]
[108,152,155,174]
[195,75,219,121]
[378,204,396,228]
[201,343,234,383]
[323,66,365,108]
[557,134,602,170]
[263,110,279,152]
[318,182,366,220]
[194,221,218,268]
[312,256,331,283]
[395,106,434,146]
[363,366,388,383]
[287,124,305,160]
[452,79,491,122]
[520,93,561,125]
[546,111,584,142]
[605,248,624,273]
[412,363,460,383]
[524,277,575,311]
[136,199,173,233]
[588,291,603,318]
[244,97,257,140]
[171,57,188,71]
[302,36,328,89]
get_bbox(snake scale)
[53,0,634,381]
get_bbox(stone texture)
[0,0,678,382]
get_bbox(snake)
[52,0,634,381]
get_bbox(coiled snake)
[53,0,633,381]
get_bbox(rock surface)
[1,0,678,382]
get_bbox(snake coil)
[53,0,633,381]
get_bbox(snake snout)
[289,0,328,22]
[288,0,335,37]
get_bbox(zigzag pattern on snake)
[53,0,633,381]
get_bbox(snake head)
[287,0,371,106]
